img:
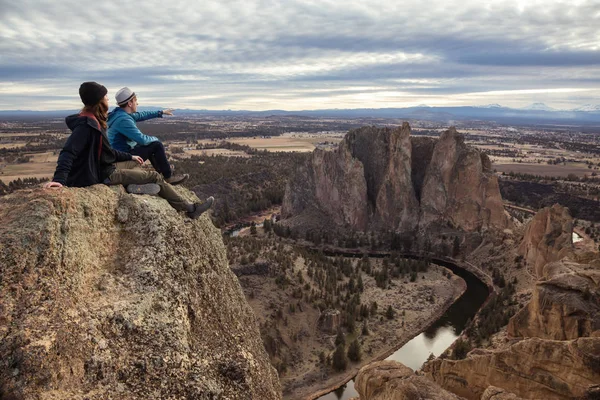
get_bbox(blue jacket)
[107,108,163,152]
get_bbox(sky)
[1,0,599,111]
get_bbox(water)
[318,258,489,400]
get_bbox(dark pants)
[130,141,171,179]
[108,162,189,211]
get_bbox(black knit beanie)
[79,82,108,106]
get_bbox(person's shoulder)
[108,108,133,125]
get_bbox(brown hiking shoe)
[187,196,214,219]
[166,174,189,185]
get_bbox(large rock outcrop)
[0,186,281,399]
[507,260,600,340]
[354,361,461,400]
[518,204,573,277]
[419,128,507,231]
[282,124,508,234]
[423,337,600,400]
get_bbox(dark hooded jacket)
[52,114,132,187]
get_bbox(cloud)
[1,0,599,110]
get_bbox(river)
[317,256,490,400]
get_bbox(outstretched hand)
[163,108,174,116]
[43,181,63,189]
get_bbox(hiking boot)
[166,174,189,185]
[126,183,161,195]
[187,196,214,219]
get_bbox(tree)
[335,329,345,346]
[332,344,348,371]
[362,321,370,336]
[452,236,460,257]
[386,305,395,320]
[347,339,361,362]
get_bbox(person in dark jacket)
[44,82,213,219]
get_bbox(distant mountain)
[478,104,504,109]
[572,104,600,112]
[524,103,556,111]
[2,104,600,125]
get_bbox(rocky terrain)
[518,203,574,277]
[0,185,281,399]
[351,204,599,400]
[224,234,465,400]
[282,124,509,237]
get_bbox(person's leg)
[130,142,171,178]
[114,160,140,170]
[108,168,190,211]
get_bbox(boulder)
[354,360,461,400]
[318,309,342,334]
[0,185,281,400]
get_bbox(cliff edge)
[0,185,281,399]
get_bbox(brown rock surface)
[507,260,600,340]
[518,204,573,277]
[420,128,508,231]
[282,137,369,230]
[346,123,419,232]
[354,360,461,400]
[318,309,342,334]
[0,185,281,400]
[282,124,508,234]
[481,386,525,400]
[423,337,600,400]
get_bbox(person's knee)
[150,141,165,151]
[147,171,164,183]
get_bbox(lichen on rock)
[0,185,281,399]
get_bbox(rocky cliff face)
[507,260,600,340]
[0,186,281,400]
[423,337,600,400]
[420,206,598,400]
[518,204,573,277]
[282,123,508,234]
[419,128,507,231]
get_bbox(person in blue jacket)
[107,87,188,185]
[44,82,213,219]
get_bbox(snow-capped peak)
[523,103,556,111]
[478,103,503,108]
[572,104,600,112]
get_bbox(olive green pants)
[108,162,189,211]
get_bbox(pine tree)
[347,339,361,362]
[332,344,348,371]
[335,329,345,346]
[386,305,395,320]
[362,321,369,335]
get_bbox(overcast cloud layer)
[1,0,599,110]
